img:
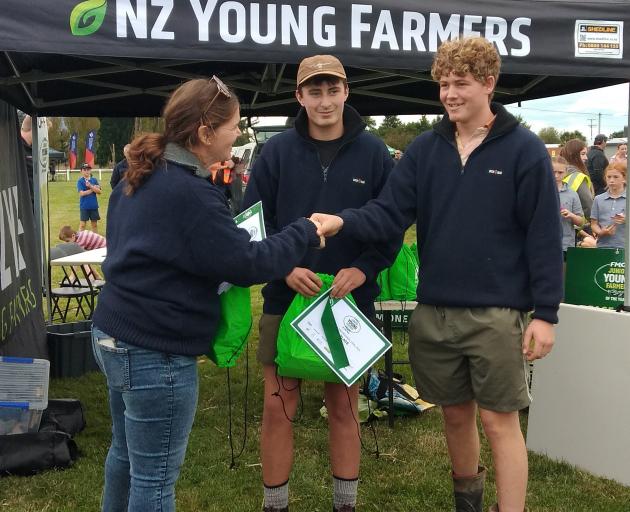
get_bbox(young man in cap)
[312,37,562,512]
[243,55,399,512]
[587,134,609,195]
[77,162,102,232]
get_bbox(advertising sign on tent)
[0,100,47,358]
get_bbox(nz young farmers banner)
[0,0,627,78]
[0,101,47,358]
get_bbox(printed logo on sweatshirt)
[488,169,503,175]
[352,177,366,184]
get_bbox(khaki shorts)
[408,305,531,412]
[257,314,283,365]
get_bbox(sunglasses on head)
[201,75,231,123]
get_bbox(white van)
[231,142,256,168]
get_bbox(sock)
[264,480,289,509]
[333,475,358,508]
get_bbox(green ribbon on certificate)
[321,296,349,369]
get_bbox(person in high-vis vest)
[560,138,594,220]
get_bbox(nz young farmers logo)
[70,0,107,36]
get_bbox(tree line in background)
[47,116,250,168]
[47,114,627,167]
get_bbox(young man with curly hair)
[312,37,563,512]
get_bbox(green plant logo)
[70,0,107,36]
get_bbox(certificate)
[291,290,392,386]
[218,201,266,294]
[233,200,266,242]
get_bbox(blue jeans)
[92,326,199,512]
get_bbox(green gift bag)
[387,244,419,300]
[276,274,354,382]
[375,268,391,301]
[207,285,252,368]
[409,242,419,266]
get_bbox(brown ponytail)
[124,78,239,195]
[124,133,166,195]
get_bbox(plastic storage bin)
[0,403,43,435]
[47,321,99,378]
[0,357,50,435]
[0,357,50,407]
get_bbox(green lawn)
[1,177,629,511]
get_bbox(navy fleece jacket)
[93,154,320,356]
[243,105,401,316]
[340,103,563,323]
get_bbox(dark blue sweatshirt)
[93,147,320,356]
[243,105,401,316]
[340,103,563,324]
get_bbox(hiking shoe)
[333,506,356,512]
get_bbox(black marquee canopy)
[0,1,629,358]
[0,0,628,117]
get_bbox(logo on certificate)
[344,316,361,334]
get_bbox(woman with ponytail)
[91,77,323,512]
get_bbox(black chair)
[49,248,99,323]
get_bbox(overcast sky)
[505,83,629,141]
[256,83,629,144]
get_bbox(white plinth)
[527,303,630,486]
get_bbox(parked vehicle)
[230,125,288,213]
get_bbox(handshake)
[307,213,344,248]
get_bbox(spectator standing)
[77,163,102,232]
[560,138,593,219]
[59,225,107,250]
[110,143,130,188]
[19,114,34,210]
[610,142,627,165]
[587,134,609,195]
[591,162,627,249]
[552,156,584,256]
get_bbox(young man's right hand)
[285,267,322,297]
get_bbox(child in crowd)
[591,162,627,249]
[553,156,584,257]
[59,225,107,250]
[77,163,102,232]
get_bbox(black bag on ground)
[0,399,85,476]
[39,399,86,436]
[0,431,78,475]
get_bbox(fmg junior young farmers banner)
[0,100,47,358]
[565,247,625,308]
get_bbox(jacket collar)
[163,143,210,178]
[433,102,519,143]
[294,104,366,145]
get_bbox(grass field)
[1,175,629,511]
